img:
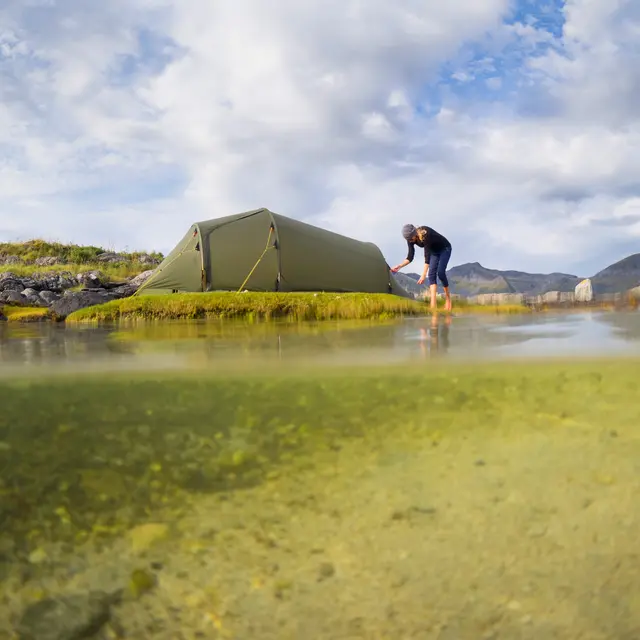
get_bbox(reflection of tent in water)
[136,208,411,297]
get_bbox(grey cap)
[402,224,416,240]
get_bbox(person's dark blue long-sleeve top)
[406,226,451,264]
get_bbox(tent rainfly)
[135,208,411,297]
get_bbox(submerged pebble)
[16,591,117,640]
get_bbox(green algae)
[0,357,639,565]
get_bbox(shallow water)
[1,312,640,639]
[1,310,640,372]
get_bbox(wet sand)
[3,394,639,639]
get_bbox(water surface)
[1,310,640,372]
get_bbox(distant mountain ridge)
[394,252,640,297]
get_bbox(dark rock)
[16,590,118,640]
[39,291,60,304]
[113,284,136,298]
[50,290,119,319]
[32,272,77,293]
[22,288,38,298]
[317,562,335,580]
[0,279,24,293]
[2,291,25,304]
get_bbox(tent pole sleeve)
[236,225,275,293]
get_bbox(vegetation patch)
[0,262,150,281]
[0,239,163,264]
[0,357,637,556]
[65,292,430,323]
[2,305,51,322]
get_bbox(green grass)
[2,305,51,322]
[65,292,430,323]
[65,292,532,323]
[0,238,163,264]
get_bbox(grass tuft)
[2,305,52,322]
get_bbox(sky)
[1,0,639,277]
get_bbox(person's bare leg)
[444,286,452,311]
[430,284,437,311]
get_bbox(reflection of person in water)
[419,314,452,358]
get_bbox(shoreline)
[3,296,639,325]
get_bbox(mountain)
[447,262,582,296]
[393,252,640,297]
[590,254,640,294]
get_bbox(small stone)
[475,459,486,466]
[128,568,157,599]
[317,562,335,580]
[28,547,49,565]
[127,523,169,553]
[609,430,618,438]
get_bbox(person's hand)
[417,276,425,285]
[390,265,399,273]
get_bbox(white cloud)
[0,0,639,276]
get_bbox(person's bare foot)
[445,299,452,312]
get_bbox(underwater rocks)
[15,590,119,640]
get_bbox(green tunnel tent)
[135,208,412,298]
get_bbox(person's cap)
[402,224,416,240]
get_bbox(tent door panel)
[208,215,279,291]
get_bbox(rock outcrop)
[575,278,594,302]
[0,269,156,318]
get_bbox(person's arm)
[417,243,431,284]
[391,242,414,272]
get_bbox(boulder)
[39,290,60,304]
[33,272,77,293]
[76,270,106,289]
[136,254,161,265]
[0,255,21,265]
[1,291,25,304]
[0,278,24,292]
[22,287,38,298]
[113,284,136,298]
[50,290,119,319]
[96,252,126,263]
[575,278,594,303]
[34,256,61,266]
[129,270,155,289]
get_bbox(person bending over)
[391,224,453,311]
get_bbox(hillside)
[0,239,163,280]
[590,254,640,294]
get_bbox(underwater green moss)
[0,357,639,561]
